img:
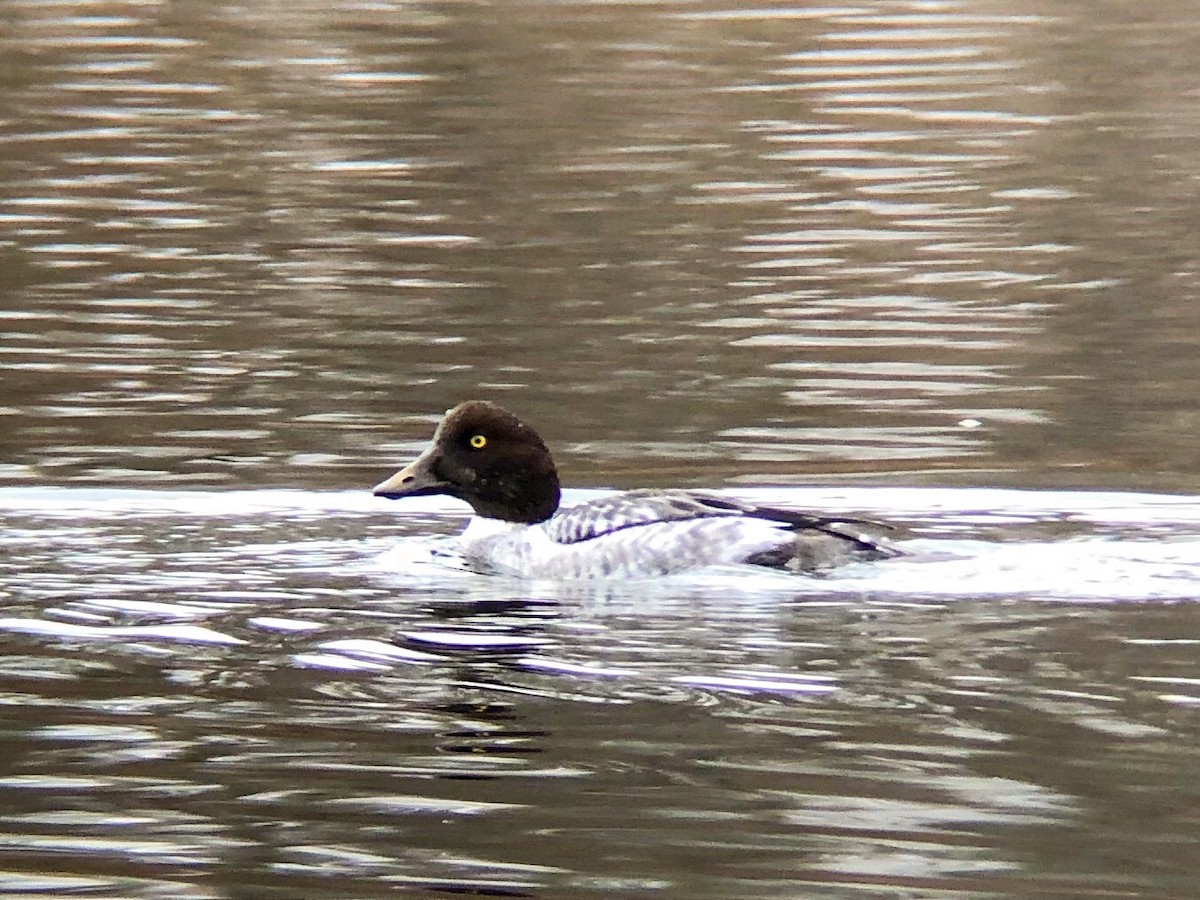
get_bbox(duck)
[372,400,899,578]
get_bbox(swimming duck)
[373,400,898,578]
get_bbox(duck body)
[373,400,898,579]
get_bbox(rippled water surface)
[3,486,1200,898]
[4,0,1200,896]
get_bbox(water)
[4,0,1200,493]
[2,486,1199,897]
[4,0,1200,896]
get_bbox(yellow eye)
[469,434,487,449]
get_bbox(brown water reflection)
[2,1,1199,492]
[4,1,1200,898]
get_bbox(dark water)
[3,1,1200,897]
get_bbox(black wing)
[687,492,895,554]
[544,489,892,553]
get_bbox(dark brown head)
[372,400,561,523]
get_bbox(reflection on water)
[4,0,1200,897]
[2,486,1200,897]
[3,1,1200,491]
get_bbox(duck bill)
[373,451,449,500]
